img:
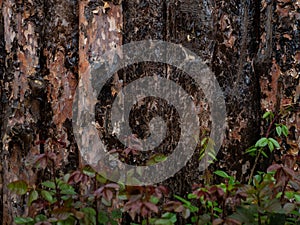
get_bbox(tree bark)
[0,0,299,224]
[1,0,78,223]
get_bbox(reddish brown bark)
[0,1,299,224]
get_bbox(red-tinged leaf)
[141,205,149,217]
[144,202,158,213]
[73,210,85,220]
[193,189,209,200]
[225,217,242,225]
[128,194,143,202]
[124,200,142,219]
[267,164,282,172]
[105,183,120,190]
[123,147,139,157]
[157,185,169,196]
[282,167,296,178]
[52,208,71,220]
[74,174,83,183]
[163,201,184,212]
[213,218,224,225]
[68,171,84,184]
[94,187,104,197]
[209,186,225,198]
[104,189,113,202]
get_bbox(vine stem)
[248,148,262,185]
[248,113,280,184]
[257,193,262,225]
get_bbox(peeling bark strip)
[1,0,78,223]
[78,0,122,164]
[2,0,42,223]
[41,0,79,174]
[43,0,78,129]
[0,0,299,223]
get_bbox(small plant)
[8,140,121,225]
[246,110,288,184]
[8,110,299,225]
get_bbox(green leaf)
[111,209,122,219]
[263,111,271,119]
[58,182,77,195]
[268,141,274,152]
[162,212,177,222]
[255,137,268,147]
[282,125,289,137]
[34,214,47,222]
[28,190,38,206]
[98,211,109,224]
[42,181,56,189]
[150,196,160,204]
[147,154,168,165]
[83,166,96,178]
[58,182,71,191]
[214,207,223,213]
[174,195,191,206]
[214,170,230,179]
[8,180,28,195]
[57,217,75,225]
[294,193,300,202]
[81,207,96,225]
[246,146,257,154]
[96,174,107,184]
[109,220,118,225]
[229,206,257,225]
[14,217,34,224]
[61,189,77,195]
[268,138,280,149]
[276,126,282,136]
[187,193,197,199]
[41,190,54,203]
[153,219,173,225]
[264,198,283,213]
[174,195,198,212]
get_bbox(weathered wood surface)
[0,0,299,224]
[1,0,78,223]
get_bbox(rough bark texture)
[0,0,299,224]
[2,1,43,223]
[260,0,300,162]
[1,0,78,223]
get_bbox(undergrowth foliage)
[8,111,300,225]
